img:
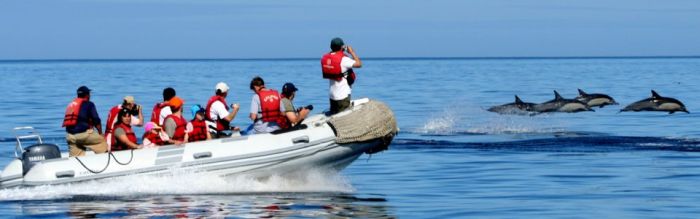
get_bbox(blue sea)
[0,57,699,218]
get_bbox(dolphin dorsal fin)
[515,95,523,104]
[554,90,563,100]
[651,90,661,99]
[578,89,587,96]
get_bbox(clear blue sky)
[1,0,698,59]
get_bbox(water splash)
[0,168,354,201]
[416,105,565,135]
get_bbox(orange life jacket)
[62,98,86,127]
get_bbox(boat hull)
[1,98,396,188]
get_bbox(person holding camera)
[321,37,362,114]
[280,83,312,128]
[104,96,144,149]
[205,82,240,138]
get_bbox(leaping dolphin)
[487,95,537,115]
[576,89,618,108]
[621,90,689,114]
[533,90,594,113]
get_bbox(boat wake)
[0,168,353,201]
[392,136,700,152]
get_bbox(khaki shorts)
[66,129,108,157]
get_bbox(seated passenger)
[280,83,311,128]
[111,108,141,151]
[247,76,287,134]
[105,96,144,148]
[150,87,176,126]
[163,96,186,145]
[205,82,240,138]
[187,105,211,142]
[142,122,169,148]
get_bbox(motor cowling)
[21,144,61,175]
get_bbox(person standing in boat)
[321,37,362,114]
[104,96,144,148]
[205,82,240,137]
[111,108,142,151]
[187,105,211,142]
[247,76,287,134]
[163,96,186,145]
[150,87,176,126]
[63,86,108,157]
[280,83,311,128]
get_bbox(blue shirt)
[66,101,101,134]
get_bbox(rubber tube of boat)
[21,144,61,175]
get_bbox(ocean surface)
[0,57,699,218]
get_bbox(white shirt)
[209,100,229,121]
[159,107,172,125]
[328,56,356,100]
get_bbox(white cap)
[215,82,229,93]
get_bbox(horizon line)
[0,55,699,63]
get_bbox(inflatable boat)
[0,98,397,188]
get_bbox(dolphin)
[575,89,618,108]
[533,90,595,113]
[487,95,538,115]
[621,90,689,114]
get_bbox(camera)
[298,105,314,112]
[130,104,140,116]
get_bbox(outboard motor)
[21,144,61,175]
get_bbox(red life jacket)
[150,102,169,125]
[104,105,121,135]
[165,114,187,142]
[205,95,230,131]
[321,52,345,81]
[111,123,137,151]
[62,98,86,127]
[188,119,209,142]
[143,132,165,146]
[257,89,289,129]
[321,52,357,85]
